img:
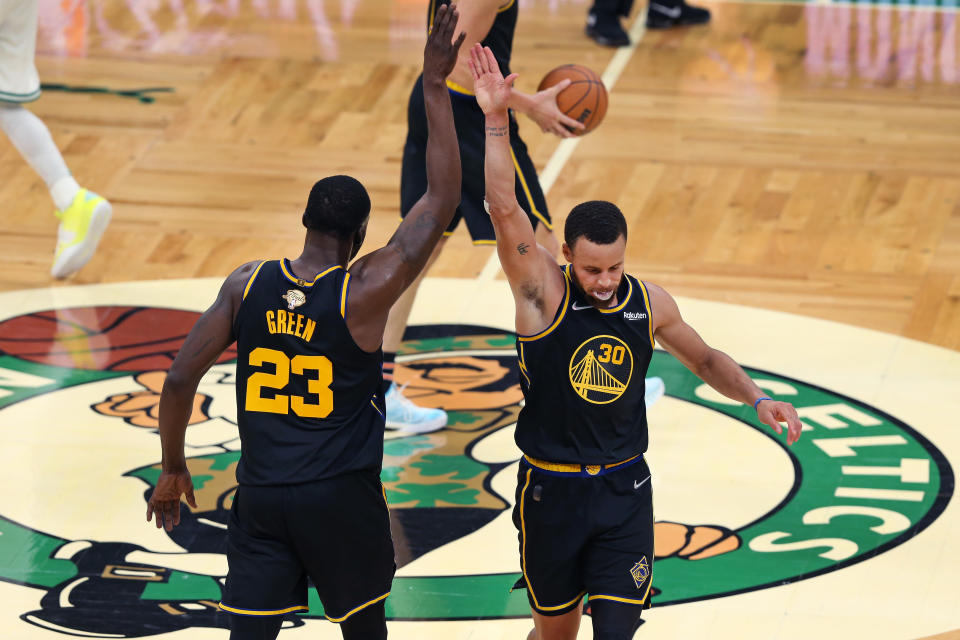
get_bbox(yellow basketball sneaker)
[51,189,112,279]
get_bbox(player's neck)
[290,232,352,279]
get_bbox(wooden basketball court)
[0,0,957,638]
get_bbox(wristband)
[753,396,773,410]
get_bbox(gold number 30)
[597,343,626,366]
[245,347,333,418]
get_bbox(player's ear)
[561,242,574,263]
[350,219,368,260]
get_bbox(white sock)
[0,103,79,210]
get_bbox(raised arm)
[470,44,566,336]
[647,282,803,445]
[146,261,256,531]
[344,4,465,352]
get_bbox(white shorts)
[0,0,40,103]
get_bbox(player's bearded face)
[563,235,626,307]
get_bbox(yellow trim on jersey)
[472,239,497,246]
[597,276,633,314]
[325,592,390,623]
[637,280,655,348]
[589,593,649,606]
[279,260,342,287]
[428,0,437,31]
[218,603,308,616]
[340,272,351,318]
[518,342,531,386]
[523,453,641,475]
[605,453,642,469]
[498,0,516,12]
[518,361,531,387]
[517,270,569,343]
[370,396,384,419]
[509,148,553,230]
[446,79,475,96]
[242,261,266,300]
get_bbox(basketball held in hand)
[537,64,608,135]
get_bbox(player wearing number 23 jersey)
[233,259,385,486]
[145,8,467,640]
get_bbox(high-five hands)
[424,4,466,83]
[469,44,518,116]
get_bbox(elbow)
[486,199,517,223]
[694,349,717,380]
[423,188,460,214]
[163,367,197,394]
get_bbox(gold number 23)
[245,347,333,418]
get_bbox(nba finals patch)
[282,289,305,310]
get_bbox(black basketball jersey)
[428,0,517,76]
[515,265,655,464]
[232,259,385,486]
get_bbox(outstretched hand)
[146,470,197,532]
[757,399,803,446]
[469,43,518,115]
[423,3,466,83]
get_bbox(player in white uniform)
[0,0,111,278]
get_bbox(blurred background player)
[0,0,111,278]
[384,0,588,432]
[586,0,711,47]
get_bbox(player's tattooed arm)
[647,282,803,446]
[148,261,254,532]
[471,43,565,335]
[344,5,464,352]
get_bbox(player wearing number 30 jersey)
[143,6,467,640]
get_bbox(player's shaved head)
[302,175,371,237]
[564,200,627,250]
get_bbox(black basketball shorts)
[219,470,395,622]
[400,75,552,244]
[512,455,654,616]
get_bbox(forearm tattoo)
[517,242,530,255]
[486,125,508,137]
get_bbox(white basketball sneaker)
[385,382,448,434]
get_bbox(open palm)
[469,44,518,115]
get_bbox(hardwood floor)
[1,0,957,349]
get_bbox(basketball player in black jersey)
[468,44,803,639]
[381,0,588,431]
[144,7,465,639]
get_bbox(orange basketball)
[537,64,608,135]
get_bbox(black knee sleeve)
[228,613,283,640]
[340,601,387,640]
[590,599,644,639]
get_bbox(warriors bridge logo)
[0,289,952,637]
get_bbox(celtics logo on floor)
[0,295,952,637]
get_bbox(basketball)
[537,64,608,135]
